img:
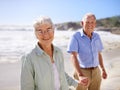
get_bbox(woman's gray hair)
[33,16,54,29]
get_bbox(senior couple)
[21,13,107,90]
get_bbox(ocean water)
[0,30,74,63]
[0,29,120,63]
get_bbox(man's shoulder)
[93,31,100,38]
[72,30,82,38]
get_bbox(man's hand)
[78,76,89,86]
[102,69,107,79]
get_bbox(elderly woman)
[21,16,79,90]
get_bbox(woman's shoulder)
[54,45,62,52]
[53,45,64,55]
[21,47,36,60]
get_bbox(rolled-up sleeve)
[65,72,78,88]
[21,55,35,90]
[58,51,69,90]
[67,35,79,53]
[59,51,78,89]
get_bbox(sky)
[0,0,120,25]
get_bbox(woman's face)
[35,23,54,46]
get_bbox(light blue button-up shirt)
[67,29,103,68]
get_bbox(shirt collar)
[35,43,58,56]
[35,43,44,55]
[79,28,95,38]
[79,28,85,37]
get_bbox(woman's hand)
[78,76,89,86]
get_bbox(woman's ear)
[80,21,83,27]
[34,30,38,39]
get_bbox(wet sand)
[0,61,21,90]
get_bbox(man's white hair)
[82,13,96,22]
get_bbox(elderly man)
[67,13,107,90]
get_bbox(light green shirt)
[21,44,78,90]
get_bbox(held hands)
[78,75,89,86]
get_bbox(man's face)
[83,16,96,33]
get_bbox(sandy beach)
[0,61,21,90]
[0,31,120,90]
[0,47,120,90]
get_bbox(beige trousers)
[74,67,102,90]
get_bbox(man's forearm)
[99,52,106,71]
[71,54,83,76]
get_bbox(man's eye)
[47,29,52,32]
[47,30,50,32]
